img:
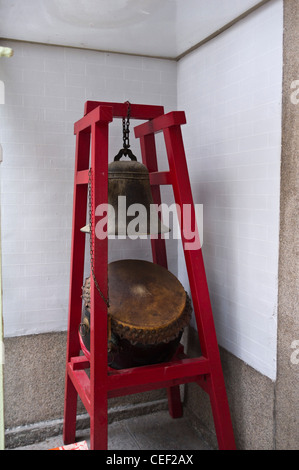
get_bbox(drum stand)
[63,101,236,450]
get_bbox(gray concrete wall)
[3,332,167,448]
[184,327,275,450]
[4,328,278,450]
[184,0,299,450]
[275,0,299,450]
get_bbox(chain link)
[122,101,131,150]
[114,101,137,161]
[88,168,110,308]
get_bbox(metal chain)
[87,101,130,307]
[122,101,131,150]
[114,101,137,161]
[88,168,110,308]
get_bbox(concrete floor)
[12,410,213,451]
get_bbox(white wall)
[177,0,283,380]
[0,41,177,337]
[0,0,284,381]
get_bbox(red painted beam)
[74,105,113,134]
[67,364,91,415]
[71,356,90,371]
[76,169,89,185]
[107,357,210,393]
[107,375,202,399]
[134,111,187,138]
[149,171,172,186]
[84,101,164,120]
[67,356,210,402]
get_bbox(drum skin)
[79,259,192,369]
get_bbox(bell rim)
[80,223,170,236]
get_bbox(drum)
[79,259,192,369]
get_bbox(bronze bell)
[81,101,169,237]
[81,154,169,237]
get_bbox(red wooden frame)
[63,101,236,450]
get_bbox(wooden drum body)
[79,259,192,369]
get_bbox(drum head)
[108,259,190,345]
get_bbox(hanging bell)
[81,101,169,238]
[81,152,170,237]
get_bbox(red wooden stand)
[63,101,236,450]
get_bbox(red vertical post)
[139,133,183,419]
[163,124,236,449]
[139,133,168,268]
[63,130,90,445]
[89,108,112,450]
[163,125,211,356]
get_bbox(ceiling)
[0,0,265,59]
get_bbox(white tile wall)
[177,0,283,379]
[0,41,177,337]
[0,0,284,381]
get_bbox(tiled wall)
[0,0,284,381]
[177,0,283,379]
[0,41,177,336]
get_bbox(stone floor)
[12,410,213,451]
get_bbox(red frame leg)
[135,111,236,450]
[139,132,183,419]
[89,110,112,450]
[63,130,90,445]
[167,386,183,419]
